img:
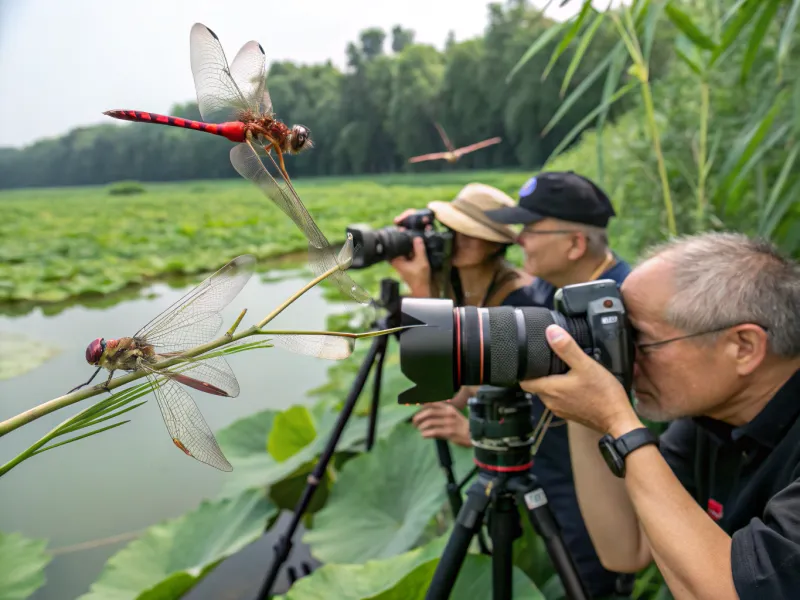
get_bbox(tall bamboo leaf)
[595,43,629,183]
[542,0,594,81]
[709,0,764,67]
[544,81,636,163]
[777,0,800,79]
[760,144,800,234]
[761,177,800,239]
[675,34,705,76]
[714,90,787,211]
[543,43,619,136]
[728,122,791,206]
[506,22,568,83]
[741,0,782,84]
[561,9,606,96]
[664,1,717,49]
[642,0,665,63]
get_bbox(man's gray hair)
[641,232,800,357]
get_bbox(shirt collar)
[694,369,800,449]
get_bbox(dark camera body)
[396,279,634,405]
[346,209,453,270]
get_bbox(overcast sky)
[0,0,604,148]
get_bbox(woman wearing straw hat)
[390,182,533,309]
[389,182,533,447]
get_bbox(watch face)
[599,438,626,477]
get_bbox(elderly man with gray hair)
[520,232,800,600]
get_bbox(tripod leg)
[487,494,520,600]
[255,333,381,600]
[365,331,388,451]
[509,477,589,600]
[425,476,492,600]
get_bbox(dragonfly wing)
[167,354,241,397]
[229,143,371,305]
[190,23,261,123]
[140,363,232,471]
[134,255,255,353]
[453,137,502,157]
[229,39,270,113]
[408,152,450,163]
[433,121,456,153]
[268,334,356,360]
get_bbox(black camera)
[345,209,453,270]
[396,279,634,405]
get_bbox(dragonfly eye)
[86,338,105,364]
[292,126,311,151]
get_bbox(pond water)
[0,265,348,600]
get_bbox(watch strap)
[614,427,659,458]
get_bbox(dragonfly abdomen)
[103,110,246,143]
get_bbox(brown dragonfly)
[408,122,502,164]
[104,23,370,307]
[69,253,373,471]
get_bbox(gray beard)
[633,396,680,423]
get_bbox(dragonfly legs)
[271,143,290,182]
[68,366,102,394]
[101,369,116,394]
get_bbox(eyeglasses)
[635,323,769,354]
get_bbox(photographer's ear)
[566,232,588,261]
[727,324,770,376]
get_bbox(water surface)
[0,266,346,600]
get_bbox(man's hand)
[520,324,641,437]
[411,401,471,447]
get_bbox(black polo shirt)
[659,368,800,599]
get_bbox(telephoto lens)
[396,279,632,405]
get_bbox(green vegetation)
[4,0,800,598]
[0,2,673,188]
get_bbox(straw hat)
[427,183,519,244]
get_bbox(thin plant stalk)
[696,80,710,232]
[0,261,358,438]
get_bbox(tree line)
[0,1,673,189]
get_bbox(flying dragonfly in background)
[104,22,371,307]
[68,253,374,471]
[408,121,502,164]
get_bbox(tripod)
[424,386,589,600]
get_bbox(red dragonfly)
[105,23,370,306]
[105,23,308,182]
[69,254,369,471]
[408,122,502,164]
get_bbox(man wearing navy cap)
[486,171,635,599]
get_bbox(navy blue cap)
[485,171,616,228]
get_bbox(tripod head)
[468,386,535,474]
[368,277,405,334]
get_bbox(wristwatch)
[598,427,658,478]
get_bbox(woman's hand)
[411,401,471,447]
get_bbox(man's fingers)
[544,325,592,369]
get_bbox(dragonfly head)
[290,125,312,153]
[86,338,106,365]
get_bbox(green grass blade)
[544,81,636,164]
[69,401,148,433]
[642,0,665,64]
[761,177,800,238]
[728,122,792,202]
[560,9,606,97]
[740,0,782,84]
[542,0,594,82]
[760,144,800,234]
[777,0,800,79]
[708,0,763,67]
[664,1,717,50]
[595,43,629,183]
[32,421,131,456]
[506,21,568,84]
[543,41,622,137]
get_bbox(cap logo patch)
[520,177,537,197]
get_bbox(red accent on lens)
[477,309,485,383]
[455,308,462,387]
